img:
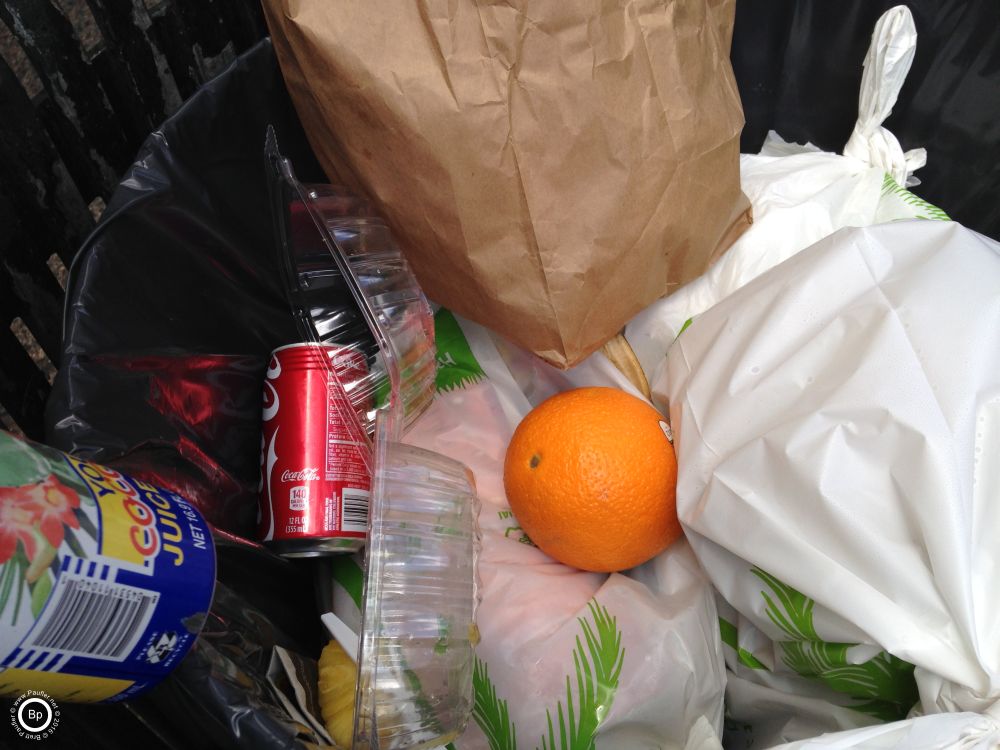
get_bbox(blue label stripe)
[4,460,217,704]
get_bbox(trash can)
[2,1,1000,748]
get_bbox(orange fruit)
[503,387,680,573]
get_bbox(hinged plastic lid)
[266,129,479,749]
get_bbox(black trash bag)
[731,0,1000,240]
[44,39,370,539]
[124,534,327,750]
[24,534,326,750]
[36,39,353,750]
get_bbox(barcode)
[27,575,159,661]
[341,488,369,533]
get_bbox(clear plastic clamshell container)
[266,129,480,750]
[274,182,436,434]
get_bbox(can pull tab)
[321,611,360,662]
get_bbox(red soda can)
[258,342,371,556]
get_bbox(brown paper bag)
[264,0,751,368]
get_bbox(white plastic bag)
[772,710,1000,750]
[664,221,1000,744]
[390,309,728,750]
[842,6,926,187]
[626,5,945,387]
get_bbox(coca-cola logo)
[281,468,319,482]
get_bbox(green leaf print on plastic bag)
[473,656,519,750]
[538,601,625,750]
[471,601,625,750]
[435,309,486,393]
[752,567,918,722]
[719,616,768,671]
[880,173,950,222]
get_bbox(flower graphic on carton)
[0,472,88,621]
[0,433,102,622]
[24,477,81,551]
[0,477,81,563]
[0,494,42,564]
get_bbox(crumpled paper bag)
[263,0,751,367]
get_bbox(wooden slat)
[0,0,271,445]
[0,27,114,205]
[0,190,66,369]
[0,52,94,266]
[24,92,115,211]
[85,0,169,138]
[145,0,257,100]
[144,1,202,101]
[0,0,132,180]
[0,323,48,441]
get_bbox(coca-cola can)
[258,342,371,557]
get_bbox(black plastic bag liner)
[29,533,327,750]
[44,40,371,540]
[34,39,337,750]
